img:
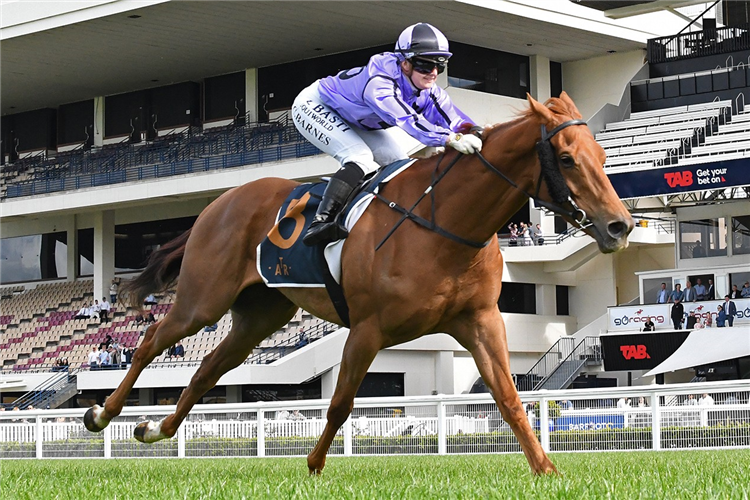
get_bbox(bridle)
[374,118,592,251]
[475,119,591,229]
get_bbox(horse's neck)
[427,116,541,246]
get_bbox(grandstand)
[2,1,749,413]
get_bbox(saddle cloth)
[257,158,416,287]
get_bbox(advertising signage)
[608,157,750,199]
[601,331,690,371]
[607,299,750,331]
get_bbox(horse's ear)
[558,91,583,119]
[526,93,555,124]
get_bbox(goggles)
[410,57,446,75]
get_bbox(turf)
[2,450,749,499]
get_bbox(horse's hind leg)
[134,286,297,443]
[451,308,558,475]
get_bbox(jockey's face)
[401,60,438,90]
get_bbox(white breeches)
[292,82,407,175]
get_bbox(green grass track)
[2,450,749,499]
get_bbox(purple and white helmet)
[395,23,452,62]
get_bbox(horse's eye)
[559,155,575,168]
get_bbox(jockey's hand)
[447,133,482,154]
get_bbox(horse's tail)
[120,228,192,309]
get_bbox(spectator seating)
[0,279,334,373]
[599,100,734,171]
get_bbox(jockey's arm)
[363,76,457,147]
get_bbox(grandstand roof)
[1,0,685,114]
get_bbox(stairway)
[10,369,78,409]
[517,337,603,392]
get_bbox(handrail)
[6,368,79,410]
[533,336,602,391]
[516,337,576,392]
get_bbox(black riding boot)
[303,162,364,246]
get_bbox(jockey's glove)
[446,133,482,154]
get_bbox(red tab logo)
[664,171,694,188]
[620,344,651,360]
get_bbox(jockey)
[292,22,482,246]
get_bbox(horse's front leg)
[451,308,558,475]
[307,324,381,475]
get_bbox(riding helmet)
[395,23,452,62]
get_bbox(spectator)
[655,282,668,304]
[683,281,696,302]
[100,297,111,323]
[704,313,713,328]
[742,282,750,298]
[134,314,145,326]
[716,304,726,327]
[670,298,684,330]
[296,331,309,347]
[668,284,684,303]
[124,346,134,365]
[642,318,655,332]
[637,397,648,408]
[617,398,631,409]
[204,323,218,332]
[144,294,157,306]
[173,341,185,358]
[99,347,111,368]
[684,394,698,406]
[167,345,176,359]
[731,284,742,299]
[694,278,706,301]
[277,409,290,420]
[146,312,156,324]
[90,300,101,320]
[87,347,99,369]
[706,279,715,300]
[724,295,737,327]
[694,317,704,329]
[699,393,714,406]
[290,409,307,421]
[560,399,573,410]
[74,303,91,320]
[534,223,544,245]
[508,224,518,246]
[110,279,119,304]
[692,240,705,258]
[685,310,698,329]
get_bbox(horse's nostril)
[607,220,629,239]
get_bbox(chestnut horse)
[84,92,632,475]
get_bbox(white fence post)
[103,423,112,458]
[35,416,43,459]
[177,422,185,458]
[437,400,447,455]
[539,398,550,452]
[651,392,661,451]
[257,408,265,458]
[343,416,352,456]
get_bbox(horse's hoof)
[134,420,163,443]
[83,405,108,433]
[308,467,322,476]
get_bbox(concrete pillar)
[139,388,154,406]
[226,385,242,403]
[245,68,258,123]
[530,55,551,103]
[536,283,557,316]
[321,364,340,399]
[66,215,77,281]
[434,351,454,395]
[93,210,115,303]
[94,96,105,147]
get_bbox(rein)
[374,118,590,250]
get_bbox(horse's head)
[526,92,633,253]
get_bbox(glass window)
[678,218,727,259]
[0,232,68,284]
[498,282,536,314]
[448,42,530,98]
[731,215,750,255]
[556,285,569,315]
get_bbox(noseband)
[475,119,591,228]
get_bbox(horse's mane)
[480,96,581,141]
